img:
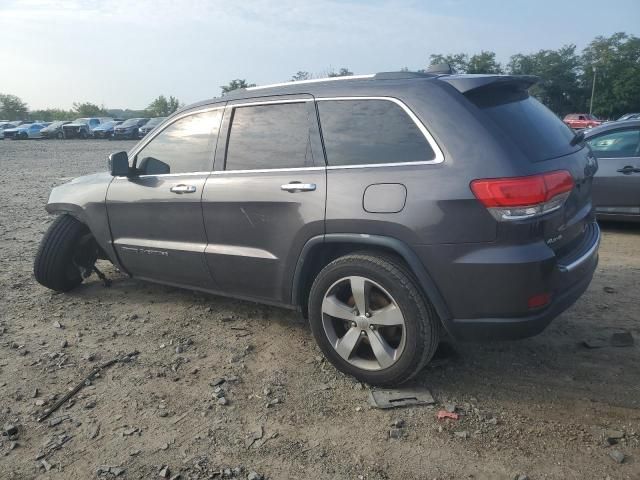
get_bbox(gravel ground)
[0,139,639,480]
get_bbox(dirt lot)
[0,139,639,480]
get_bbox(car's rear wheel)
[80,130,88,139]
[34,215,98,292]
[308,253,439,386]
[56,131,64,139]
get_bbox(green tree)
[429,53,468,73]
[291,71,311,81]
[220,79,256,95]
[0,94,29,120]
[581,32,640,119]
[73,102,107,117]
[328,67,353,77]
[29,109,74,122]
[467,51,503,74]
[146,95,181,116]
[508,45,584,116]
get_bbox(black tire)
[80,129,88,139]
[56,131,64,139]
[308,253,439,386]
[34,215,91,292]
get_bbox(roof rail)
[373,71,436,80]
[246,74,375,91]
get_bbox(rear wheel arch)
[291,234,452,327]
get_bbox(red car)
[563,113,603,130]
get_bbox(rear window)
[467,88,579,162]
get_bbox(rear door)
[588,126,640,215]
[106,106,224,289]
[201,96,326,303]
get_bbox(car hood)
[64,122,88,127]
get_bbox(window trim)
[315,96,444,169]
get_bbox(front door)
[588,126,640,216]
[106,107,224,289]
[201,97,326,304]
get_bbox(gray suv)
[34,72,600,386]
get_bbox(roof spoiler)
[438,75,540,94]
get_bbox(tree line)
[2,33,638,122]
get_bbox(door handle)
[616,166,640,174]
[281,182,316,193]
[170,184,197,194]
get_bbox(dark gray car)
[33,72,600,386]
[584,120,640,221]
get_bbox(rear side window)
[317,99,435,166]
[225,102,315,170]
[467,88,578,162]
[136,109,223,174]
[587,128,640,158]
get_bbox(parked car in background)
[3,123,49,139]
[34,72,600,386]
[92,120,121,139]
[584,120,640,222]
[63,118,113,139]
[113,118,149,140]
[138,117,166,138]
[40,121,72,139]
[563,113,603,130]
[617,113,640,122]
[0,122,21,139]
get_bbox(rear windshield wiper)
[570,130,585,146]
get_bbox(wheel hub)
[321,275,406,371]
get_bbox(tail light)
[470,170,574,221]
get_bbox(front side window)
[317,99,435,166]
[136,109,223,174]
[587,128,640,158]
[225,102,315,171]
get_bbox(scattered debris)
[444,403,457,413]
[391,419,405,428]
[608,449,625,464]
[247,472,263,480]
[437,411,460,420]
[3,423,18,437]
[368,387,435,409]
[41,459,53,471]
[389,427,404,439]
[581,338,607,349]
[97,465,126,477]
[605,430,625,445]
[37,351,139,422]
[159,465,171,478]
[245,426,264,449]
[454,430,469,439]
[53,320,63,329]
[603,286,616,294]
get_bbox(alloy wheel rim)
[321,276,406,371]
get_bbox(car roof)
[584,119,640,137]
[178,72,539,113]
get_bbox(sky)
[0,0,638,111]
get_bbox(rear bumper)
[415,221,600,341]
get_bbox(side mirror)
[137,157,170,175]
[108,151,130,176]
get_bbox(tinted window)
[225,102,314,170]
[317,99,435,166]
[587,129,640,158]
[467,89,578,162]
[136,109,223,174]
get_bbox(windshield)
[121,118,142,127]
[466,88,580,162]
[98,121,116,128]
[47,121,65,128]
[72,118,89,124]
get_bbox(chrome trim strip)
[114,171,211,179]
[212,166,324,175]
[128,104,226,159]
[246,74,375,91]
[115,238,206,253]
[204,244,277,260]
[315,96,444,165]
[558,223,601,273]
[230,98,313,107]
